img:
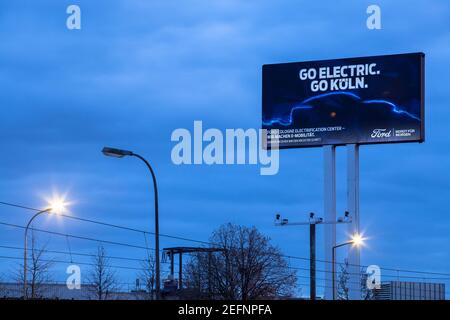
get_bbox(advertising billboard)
[262,53,425,149]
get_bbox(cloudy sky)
[1,0,449,296]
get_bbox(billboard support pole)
[347,144,361,300]
[310,223,316,300]
[323,145,336,300]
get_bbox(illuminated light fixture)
[47,197,68,214]
[350,233,365,247]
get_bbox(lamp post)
[23,199,66,299]
[332,234,364,300]
[102,147,160,299]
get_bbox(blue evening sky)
[1,0,449,296]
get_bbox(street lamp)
[101,146,160,299]
[332,233,365,300]
[23,197,67,299]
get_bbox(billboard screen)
[262,53,425,149]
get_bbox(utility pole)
[275,211,351,300]
[309,222,316,300]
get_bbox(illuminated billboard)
[262,53,425,149]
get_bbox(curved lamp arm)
[23,208,51,299]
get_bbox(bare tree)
[184,223,297,300]
[15,230,53,299]
[138,253,156,300]
[87,245,117,300]
[361,271,375,300]
[337,260,350,300]
[337,260,375,300]
[0,274,6,298]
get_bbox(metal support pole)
[132,153,161,300]
[310,223,316,300]
[170,251,174,276]
[24,229,28,299]
[179,253,183,290]
[324,145,336,300]
[347,144,361,300]
[208,252,212,298]
[332,246,336,300]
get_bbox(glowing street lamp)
[101,146,161,300]
[332,233,365,300]
[23,197,68,299]
[350,233,364,247]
